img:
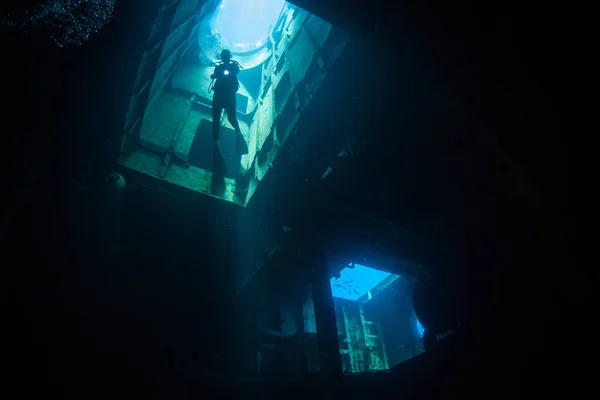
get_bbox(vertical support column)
[359,304,389,371]
[310,242,342,381]
[343,301,367,372]
[301,283,317,334]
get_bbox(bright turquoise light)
[216,0,285,52]
[330,264,395,301]
[416,319,425,337]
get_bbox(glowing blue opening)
[416,319,425,337]
[216,0,285,53]
[330,264,398,302]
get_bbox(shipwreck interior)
[236,256,431,381]
[110,0,467,386]
[3,0,563,396]
[119,0,348,206]
[332,263,425,373]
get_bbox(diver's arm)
[231,62,240,75]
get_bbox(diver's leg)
[211,102,226,175]
[225,104,240,132]
[212,103,223,142]
[226,103,248,155]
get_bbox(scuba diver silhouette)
[210,49,248,155]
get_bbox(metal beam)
[310,241,343,380]
[146,30,197,109]
[157,14,199,68]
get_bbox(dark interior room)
[2,1,576,398]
